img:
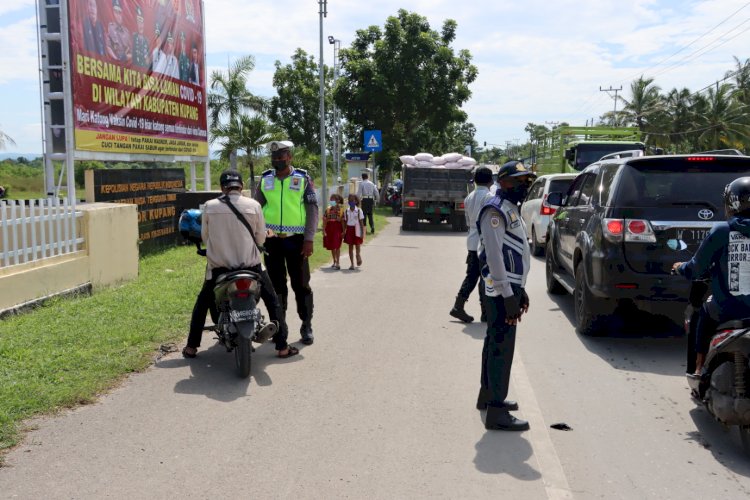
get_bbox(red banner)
[68,0,208,156]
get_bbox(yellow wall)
[0,203,139,312]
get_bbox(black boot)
[450,296,474,323]
[300,321,314,345]
[476,388,519,411]
[485,407,529,431]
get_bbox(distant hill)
[0,153,42,161]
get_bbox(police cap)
[497,160,536,180]
[135,5,143,19]
[112,0,122,11]
[268,140,294,156]
[219,170,243,189]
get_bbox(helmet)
[178,208,203,243]
[724,177,750,217]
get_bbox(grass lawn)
[0,207,390,458]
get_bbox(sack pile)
[400,152,476,169]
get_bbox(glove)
[504,295,522,322]
[519,288,530,312]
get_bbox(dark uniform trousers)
[263,234,314,323]
[188,265,289,351]
[458,250,486,308]
[480,288,518,407]
[361,198,375,231]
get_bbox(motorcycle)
[386,183,402,216]
[682,278,750,455]
[206,269,277,378]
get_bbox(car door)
[563,172,598,266]
[556,174,588,273]
[521,178,545,239]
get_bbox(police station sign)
[67,0,208,158]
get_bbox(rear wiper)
[669,200,715,208]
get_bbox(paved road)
[2,217,750,499]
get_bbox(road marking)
[513,351,573,500]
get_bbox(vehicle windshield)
[613,158,750,209]
[574,143,645,170]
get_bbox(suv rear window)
[548,178,574,195]
[614,157,750,210]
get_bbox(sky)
[0,0,749,155]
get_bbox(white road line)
[513,350,574,500]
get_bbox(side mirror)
[564,148,575,162]
[547,191,563,207]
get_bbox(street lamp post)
[318,0,328,212]
[328,36,341,184]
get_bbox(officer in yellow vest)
[255,141,319,345]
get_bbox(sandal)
[277,345,299,358]
[182,346,197,358]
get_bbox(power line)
[618,2,750,84]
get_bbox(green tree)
[334,10,478,181]
[269,49,334,152]
[619,76,664,131]
[692,83,749,150]
[208,55,268,170]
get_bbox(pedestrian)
[323,193,345,270]
[356,172,379,234]
[343,194,365,270]
[255,140,319,345]
[476,160,535,431]
[183,170,298,359]
[450,166,495,323]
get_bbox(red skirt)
[323,220,343,250]
[344,225,363,245]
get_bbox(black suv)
[545,154,750,335]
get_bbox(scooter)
[682,278,750,455]
[208,269,277,378]
[386,184,402,216]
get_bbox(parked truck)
[533,126,645,175]
[400,165,472,231]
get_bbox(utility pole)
[600,85,622,126]
[318,0,327,213]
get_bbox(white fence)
[0,198,85,268]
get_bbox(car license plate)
[230,309,255,323]
[676,228,710,247]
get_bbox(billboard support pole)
[59,0,76,206]
[204,157,211,190]
[190,163,197,191]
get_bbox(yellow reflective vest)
[260,169,307,233]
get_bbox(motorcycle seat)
[215,269,260,285]
[716,318,750,330]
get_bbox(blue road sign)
[363,130,383,152]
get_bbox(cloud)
[0,17,38,84]
[0,1,34,19]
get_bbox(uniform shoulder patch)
[490,215,501,228]
[261,169,274,177]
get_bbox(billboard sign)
[67,0,208,158]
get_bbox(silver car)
[520,173,578,255]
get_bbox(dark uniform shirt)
[83,17,105,56]
[107,22,131,62]
[132,33,149,68]
[179,53,190,81]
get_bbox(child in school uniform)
[323,193,345,269]
[343,194,365,270]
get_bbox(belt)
[362,196,374,199]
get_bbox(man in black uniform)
[476,161,534,431]
[254,141,319,345]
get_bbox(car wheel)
[545,240,566,295]
[574,262,611,336]
[531,227,544,257]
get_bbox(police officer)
[132,6,150,69]
[356,172,379,233]
[178,32,190,81]
[476,160,534,431]
[450,166,494,323]
[83,0,105,56]
[255,141,319,345]
[106,0,131,63]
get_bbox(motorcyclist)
[673,176,750,375]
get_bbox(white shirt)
[357,179,379,200]
[464,185,494,252]
[345,206,364,238]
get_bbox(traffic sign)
[363,130,383,152]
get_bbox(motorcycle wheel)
[234,332,252,378]
[740,426,750,457]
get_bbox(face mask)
[272,159,287,171]
[349,201,356,208]
[329,200,336,207]
[503,183,529,204]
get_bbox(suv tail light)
[540,194,556,216]
[687,156,716,162]
[602,219,656,243]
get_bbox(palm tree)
[619,76,664,132]
[692,83,749,150]
[727,56,750,106]
[208,55,268,170]
[211,114,282,192]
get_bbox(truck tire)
[574,262,611,336]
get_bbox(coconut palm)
[727,56,750,106]
[211,114,282,192]
[0,128,16,150]
[692,83,749,150]
[208,55,268,170]
[619,76,664,131]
